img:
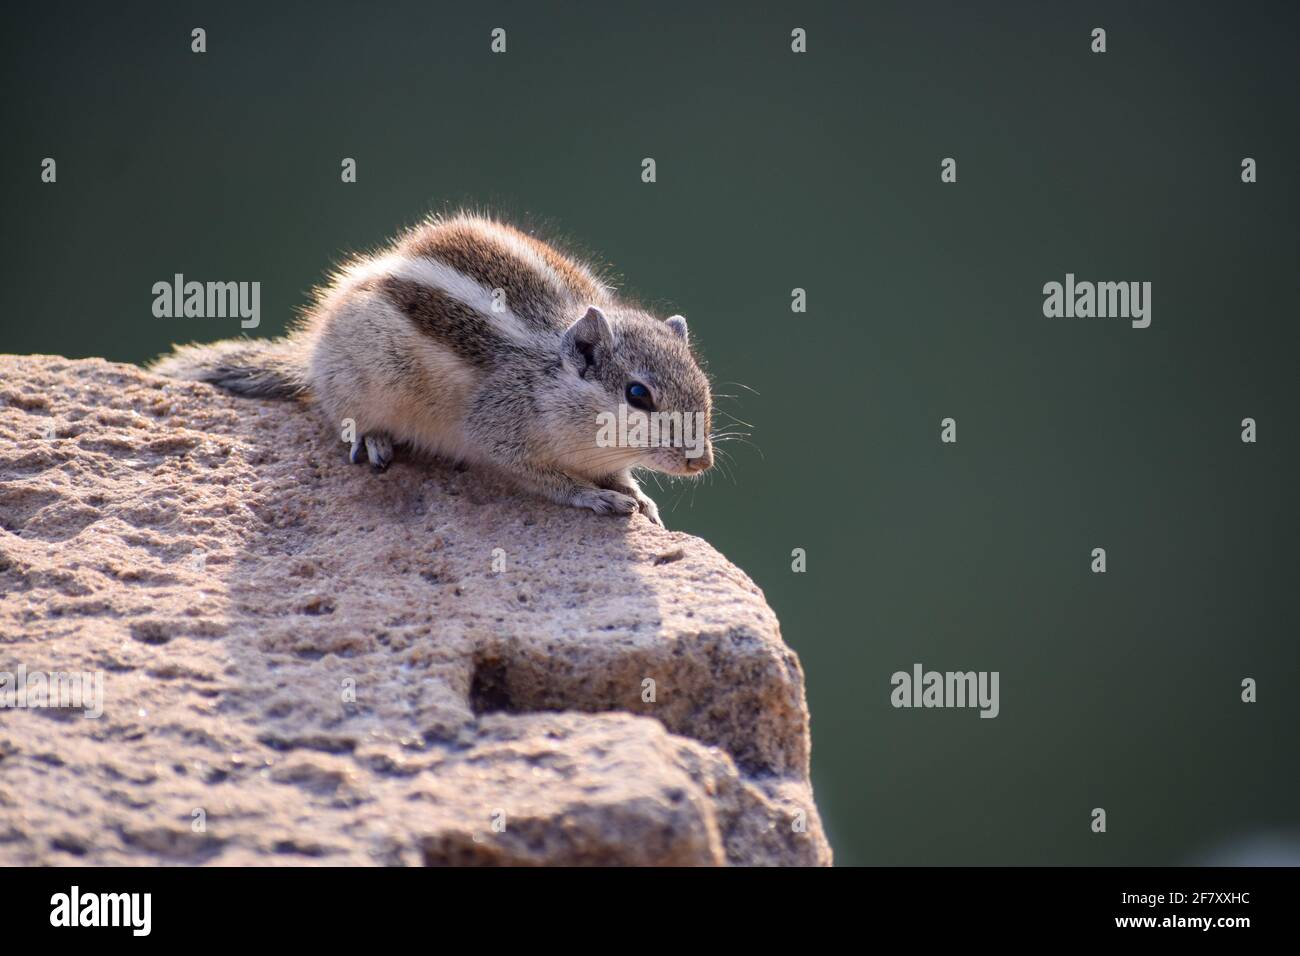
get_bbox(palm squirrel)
[149,213,714,526]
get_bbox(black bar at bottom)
[3,865,1290,940]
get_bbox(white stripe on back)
[335,252,536,344]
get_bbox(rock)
[0,355,830,866]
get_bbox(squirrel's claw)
[636,493,663,526]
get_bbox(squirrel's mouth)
[642,446,713,477]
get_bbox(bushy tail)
[147,337,308,400]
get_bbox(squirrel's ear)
[665,315,688,342]
[563,306,612,370]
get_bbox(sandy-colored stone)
[0,355,830,866]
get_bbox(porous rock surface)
[0,355,830,866]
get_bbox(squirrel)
[148,212,714,526]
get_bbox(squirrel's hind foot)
[349,433,394,472]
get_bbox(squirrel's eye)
[625,382,654,411]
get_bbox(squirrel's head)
[558,305,713,478]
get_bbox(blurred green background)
[3,0,1297,865]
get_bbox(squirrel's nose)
[685,446,713,472]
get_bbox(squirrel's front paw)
[572,488,638,517]
[596,478,662,525]
[349,433,393,472]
